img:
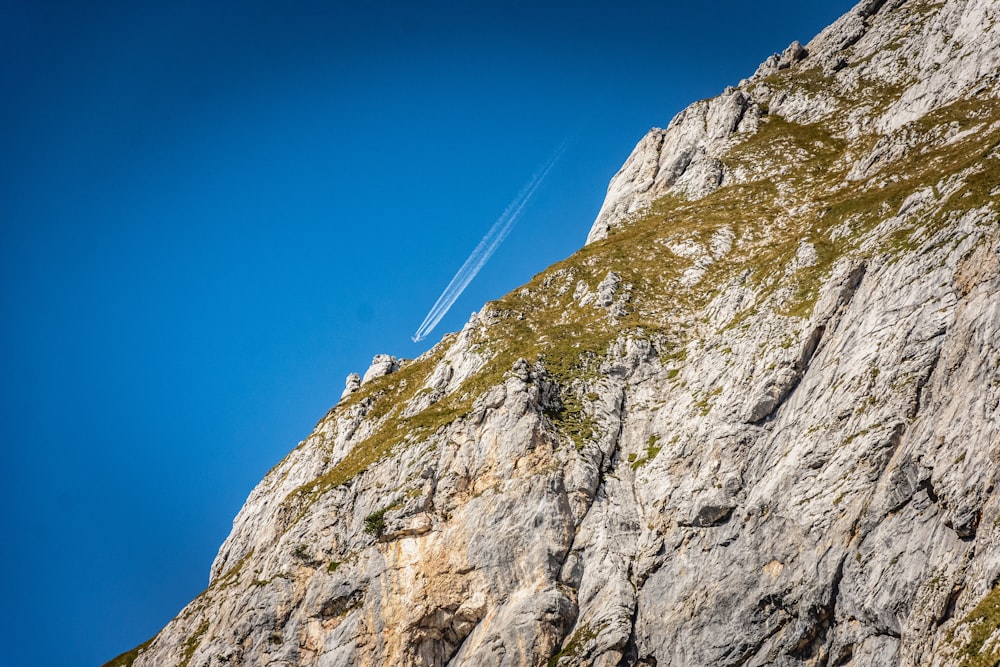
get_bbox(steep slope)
[108,0,1000,665]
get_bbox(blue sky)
[0,1,854,664]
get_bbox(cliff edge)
[108,1,1000,665]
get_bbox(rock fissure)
[793,555,848,663]
[729,615,795,667]
[615,580,642,667]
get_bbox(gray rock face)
[340,373,361,399]
[586,87,756,244]
[109,1,1000,666]
[361,354,400,384]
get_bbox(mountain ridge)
[108,0,1000,665]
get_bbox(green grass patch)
[548,623,599,666]
[631,434,663,470]
[213,548,254,591]
[178,620,210,667]
[101,636,157,667]
[949,582,1000,667]
[363,500,404,537]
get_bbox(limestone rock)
[586,87,755,244]
[340,372,361,399]
[107,1,1000,666]
[361,354,399,384]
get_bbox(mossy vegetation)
[178,620,210,667]
[756,64,841,102]
[547,623,599,666]
[363,500,404,537]
[101,636,157,667]
[213,548,254,591]
[631,434,663,470]
[363,509,387,537]
[694,386,724,416]
[944,582,1000,667]
[549,395,596,451]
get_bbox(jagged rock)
[681,501,735,528]
[586,87,755,244]
[743,365,801,423]
[595,271,621,307]
[755,40,810,78]
[340,372,361,399]
[107,1,1000,666]
[361,353,399,384]
[778,40,809,69]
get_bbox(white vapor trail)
[412,142,568,342]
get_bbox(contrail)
[412,141,568,343]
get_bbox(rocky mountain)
[107,0,1000,665]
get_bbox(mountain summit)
[108,0,1000,665]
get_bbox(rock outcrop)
[107,1,1000,665]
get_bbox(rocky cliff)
[107,0,1000,665]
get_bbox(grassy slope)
[294,78,1000,503]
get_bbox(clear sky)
[0,1,855,664]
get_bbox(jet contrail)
[412,141,568,343]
